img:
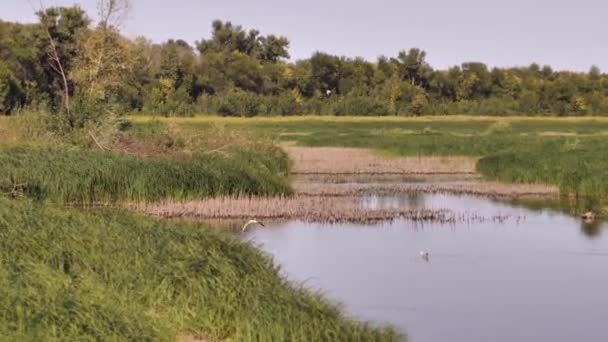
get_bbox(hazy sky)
[3,0,607,71]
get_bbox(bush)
[215,89,265,117]
[332,96,391,116]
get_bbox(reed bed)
[0,145,291,203]
[133,195,517,225]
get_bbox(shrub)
[216,89,264,117]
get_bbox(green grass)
[132,116,608,209]
[0,145,291,204]
[0,197,402,341]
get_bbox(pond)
[244,193,608,342]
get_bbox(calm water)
[245,193,608,342]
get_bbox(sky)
[3,0,607,71]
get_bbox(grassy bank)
[0,118,292,203]
[0,198,402,341]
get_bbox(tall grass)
[0,145,291,203]
[477,138,608,210]
[0,198,402,341]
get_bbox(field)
[131,115,608,212]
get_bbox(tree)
[197,20,259,56]
[0,62,25,114]
[197,20,290,63]
[36,6,90,116]
[589,66,601,81]
[395,48,432,87]
[0,21,38,111]
[258,35,290,62]
[458,62,492,99]
[309,52,342,94]
[98,0,131,29]
[73,27,134,101]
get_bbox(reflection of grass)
[0,198,403,341]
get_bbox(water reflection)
[581,220,604,238]
[363,192,426,209]
[245,193,608,342]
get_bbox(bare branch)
[98,0,131,29]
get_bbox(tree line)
[1,4,608,119]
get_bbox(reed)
[0,145,291,203]
[133,195,519,225]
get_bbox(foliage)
[3,10,608,118]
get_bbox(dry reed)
[284,145,477,174]
[132,195,517,225]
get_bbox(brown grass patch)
[538,131,579,137]
[284,145,477,174]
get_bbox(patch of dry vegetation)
[133,195,517,225]
[285,145,477,175]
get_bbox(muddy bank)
[293,175,559,199]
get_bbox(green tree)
[36,6,90,115]
[396,48,432,87]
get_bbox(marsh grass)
[477,139,608,211]
[0,145,291,203]
[0,198,403,341]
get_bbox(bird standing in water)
[242,219,265,232]
[420,251,430,262]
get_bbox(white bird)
[419,251,430,261]
[242,219,265,232]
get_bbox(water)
[245,193,608,342]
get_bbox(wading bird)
[242,219,265,232]
[420,251,430,261]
